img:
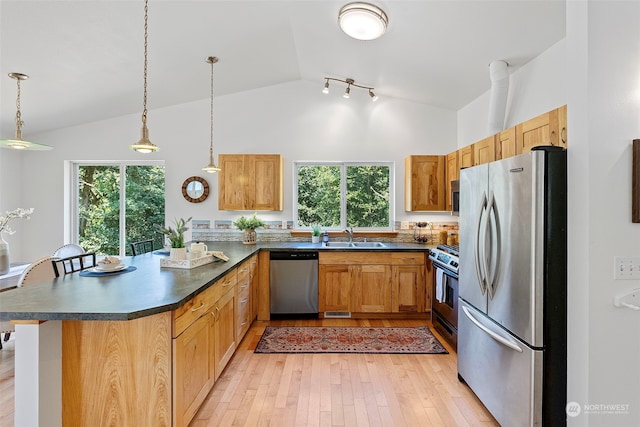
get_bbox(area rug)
[254,326,448,354]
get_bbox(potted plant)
[233,213,265,244]
[311,224,321,243]
[155,217,192,260]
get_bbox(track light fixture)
[322,77,378,102]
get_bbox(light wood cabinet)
[515,107,566,154]
[173,313,213,427]
[497,127,517,160]
[404,155,446,211]
[445,151,459,211]
[473,135,496,166]
[318,264,353,312]
[236,255,256,342]
[319,252,426,316]
[218,154,284,211]
[392,265,425,313]
[459,145,474,169]
[353,265,392,313]
[173,272,237,426]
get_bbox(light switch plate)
[614,257,640,280]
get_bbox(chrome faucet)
[344,227,354,243]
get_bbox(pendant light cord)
[209,57,214,161]
[142,0,149,127]
[15,78,23,133]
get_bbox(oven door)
[432,267,459,328]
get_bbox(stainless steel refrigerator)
[457,146,567,426]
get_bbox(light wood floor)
[0,319,498,427]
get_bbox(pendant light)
[202,56,221,173]
[129,0,159,153]
[0,73,52,151]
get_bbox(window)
[294,162,394,230]
[72,162,165,256]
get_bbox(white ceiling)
[0,0,566,137]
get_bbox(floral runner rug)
[254,326,448,354]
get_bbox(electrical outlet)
[614,257,640,280]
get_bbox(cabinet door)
[404,155,446,211]
[319,264,352,312]
[459,146,474,169]
[352,265,392,313]
[173,314,213,427]
[515,109,559,154]
[473,135,496,166]
[218,154,246,210]
[445,151,459,211]
[497,127,517,160]
[213,288,236,381]
[392,265,425,313]
[246,155,283,210]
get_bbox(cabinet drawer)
[173,287,215,338]
[390,252,425,265]
[236,295,252,340]
[212,271,237,303]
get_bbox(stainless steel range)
[429,244,459,349]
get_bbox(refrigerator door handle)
[486,192,502,299]
[474,191,489,295]
[462,306,524,353]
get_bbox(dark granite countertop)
[0,241,431,322]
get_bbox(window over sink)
[70,161,165,256]
[294,161,394,230]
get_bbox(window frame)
[68,160,165,256]
[293,161,395,231]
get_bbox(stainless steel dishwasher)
[269,251,318,317]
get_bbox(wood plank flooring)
[0,319,498,427]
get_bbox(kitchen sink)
[351,242,387,248]
[323,242,353,248]
[322,241,387,249]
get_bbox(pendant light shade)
[0,73,52,151]
[338,2,388,41]
[202,56,221,173]
[130,0,159,153]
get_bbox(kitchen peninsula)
[0,241,431,427]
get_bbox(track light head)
[323,80,330,94]
[343,86,351,98]
[369,89,378,102]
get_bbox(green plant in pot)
[155,217,191,259]
[233,213,265,244]
[311,224,322,243]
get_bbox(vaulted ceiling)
[0,0,565,137]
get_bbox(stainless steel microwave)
[451,180,459,215]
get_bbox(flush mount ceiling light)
[202,56,221,174]
[130,0,159,153]
[338,2,388,41]
[0,73,52,151]
[322,77,378,102]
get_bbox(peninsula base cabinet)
[318,252,427,317]
[61,266,245,427]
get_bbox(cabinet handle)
[561,127,567,144]
[240,268,248,273]
[241,297,248,305]
[240,283,249,289]
[240,320,248,326]
[223,281,233,287]
[191,301,205,312]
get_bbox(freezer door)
[458,299,543,426]
[487,151,544,347]
[459,163,489,313]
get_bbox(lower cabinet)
[319,252,426,316]
[236,255,257,342]
[173,271,237,427]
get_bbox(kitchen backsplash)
[191,221,459,245]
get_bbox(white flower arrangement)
[0,207,34,235]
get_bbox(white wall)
[4,80,457,261]
[0,148,26,260]
[457,1,640,425]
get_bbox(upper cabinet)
[218,154,284,211]
[515,106,566,155]
[445,151,459,211]
[496,127,517,160]
[473,135,496,166]
[459,145,474,169]
[404,155,446,211]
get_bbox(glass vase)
[0,236,9,275]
